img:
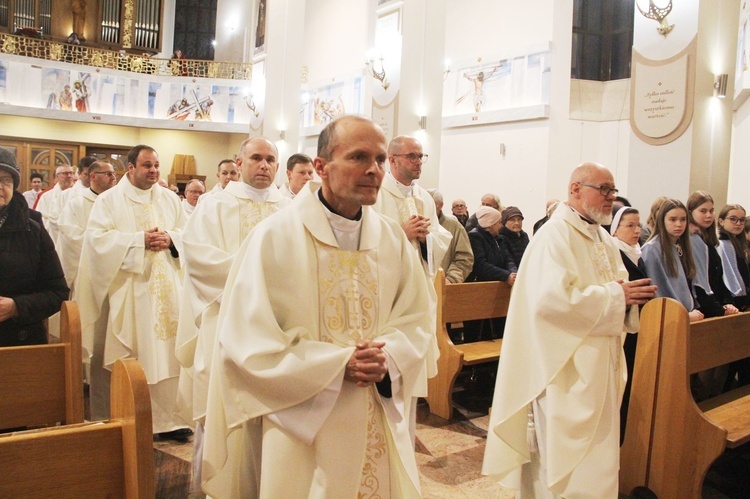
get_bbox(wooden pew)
[620,297,750,498]
[0,301,83,430]
[0,358,155,498]
[426,269,511,420]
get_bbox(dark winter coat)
[0,191,69,346]
[467,227,517,282]
[498,226,529,267]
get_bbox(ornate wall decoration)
[637,0,675,38]
[630,37,696,145]
[122,0,135,48]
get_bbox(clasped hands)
[144,227,172,252]
[618,278,658,306]
[403,215,430,243]
[344,341,388,387]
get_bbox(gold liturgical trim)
[630,37,697,145]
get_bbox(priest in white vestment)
[58,161,117,420]
[58,160,117,293]
[204,159,239,198]
[175,137,291,493]
[35,164,75,243]
[482,163,657,498]
[57,155,96,212]
[280,152,314,199]
[202,116,433,498]
[372,136,451,395]
[181,178,205,217]
[76,145,189,436]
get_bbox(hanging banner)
[630,37,696,145]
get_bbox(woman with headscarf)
[0,148,68,347]
[610,206,648,444]
[465,206,517,341]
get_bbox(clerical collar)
[317,188,362,221]
[317,188,362,251]
[236,182,272,202]
[388,172,414,197]
[568,205,597,225]
[89,188,101,196]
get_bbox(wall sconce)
[714,73,728,98]
[365,55,390,91]
[418,116,427,130]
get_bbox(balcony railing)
[0,33,252,80]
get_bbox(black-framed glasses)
[728,216,747,225]
[393,153,428,164]
[578,182,618,198]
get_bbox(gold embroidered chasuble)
[175,180,291,424]
[201,182,432,498]
[76,175,186,433]
[482,204,639,498]
[372,173,452,385]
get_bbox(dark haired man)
[76,144,190,440]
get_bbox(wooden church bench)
[426,269,510,420]
[0,358,155,498]
[620,297,750,498]
[0,301,83,431]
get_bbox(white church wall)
[303,0,370,88]
[439,0,581,225]
[729,98,750,208]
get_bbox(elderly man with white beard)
[482,162,657,498]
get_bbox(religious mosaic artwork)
[301,76,364,129]
[2,58,253,126]
[445,51,549,116]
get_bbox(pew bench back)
[0,301,83,430]
[426,269,511,419]
[0,358,155,498]
[620,297,750,498]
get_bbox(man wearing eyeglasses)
[373,135,452,431]
[76,144,190,441]
[483,162,657,498]
[34,164,76,243]
[181,178,205,217]
[175,136,291,494]
[57,160,117,420]
[451,198,469,227]
[59,156,97,209]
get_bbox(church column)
[254,0,307,182]
[368,0,447,187]
[627,0,740,210]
